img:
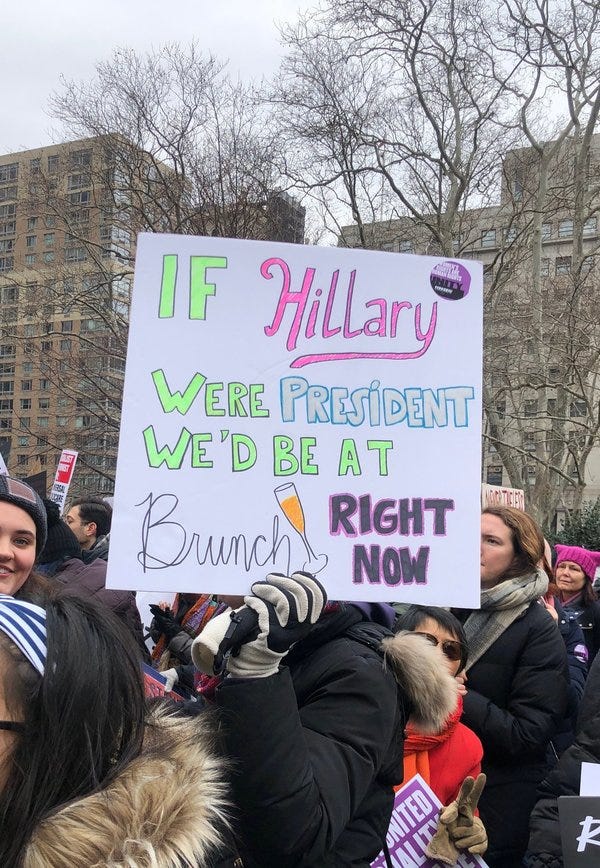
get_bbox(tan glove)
[425,773,487,865]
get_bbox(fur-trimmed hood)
[23,707,229,868]
[382,630,459,734]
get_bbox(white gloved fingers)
[191,607,237,673]
[290,571,327,622]
[242,592,272,637]
[162,668,179,692]
[249,579,293,626]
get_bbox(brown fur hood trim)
[382,631,458,734]
[24,706,229,868]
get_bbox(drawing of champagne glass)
[274,482,328,574]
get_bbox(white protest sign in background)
[108,234,482,604]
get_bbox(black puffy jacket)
[215,605,456,868]
[454,602,569,868]
[525,651,600,868]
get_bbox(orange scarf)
[394,695,463,792]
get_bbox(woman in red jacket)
[395,605,483,804]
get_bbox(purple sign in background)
[371,774,488,868]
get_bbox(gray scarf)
[463,567,549,671]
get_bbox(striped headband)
[0,594,46,676]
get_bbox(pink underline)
[290,351,428,368]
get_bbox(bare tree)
[2,43,290,495]
[275,0,600,527]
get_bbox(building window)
[540,258,550,276]
[43,251,55,264]
[18,436,29,447]
[398,240,413,253]
[29,158,40,175]
[0,163,18,182]
[0,344,15,357]
[68,191,91,206]
[570,401,587,417]
[524,432,535,451]
[583,217,597,236]
[556,256,572,275]
[19,417,30,429]
[25,254,36,266]
[75,415,92,428]
[0,188,17,202]
[37,416,49,428]
[38,397,50,409]
[481,229,496,248]
[504,226,518,243]
[43,233,54,246]
[20,398,31,410]
[0,257,14,272]
[61,320,73,333]
[21,380,32,391]
[56,415,68,427]
[41,340,53,352]
[0,381,13,394]
[541,222,552,239]
[65,246,87,263]
[17,455,28,467]
[486,465,503,485]
[0,220,15,237]
[558,219,573,238]
[524,399,538,417]
[70,149,92,167]
[47,155,59,174]
[39,379,50,391]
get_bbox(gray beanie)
[0,476,48,554]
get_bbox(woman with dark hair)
[452,506,569,868]
[395,606,483,805]
[552,543,600,665]
[0,588,228,866]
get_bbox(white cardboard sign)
[108,234,482,604]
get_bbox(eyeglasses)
[414,632,465,663]
[0,721,25,732]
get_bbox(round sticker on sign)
[430,261,471,300]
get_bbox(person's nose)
[0,535,12,561]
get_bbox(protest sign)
[108,235,482,603]
[559,796,600,867]
[371,774,488,867]
[48,449,78,514]
[481,483,525,511]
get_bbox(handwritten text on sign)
[108,236,482,603]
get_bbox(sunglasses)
[0,721,25,732]
[414,632,465,663]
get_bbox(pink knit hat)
[554,544,600,581]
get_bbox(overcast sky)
[2,0,313,155]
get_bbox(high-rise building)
[0,137,306,497]
[339,135,600,525]
[0,137,132,495]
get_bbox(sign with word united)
[371,774,488,867]
[108,234,482,602]
[559,796,600,867]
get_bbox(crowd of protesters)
[1,473,600,866]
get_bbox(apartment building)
[0,137,131,496]
[339,136,600,524]
[0,137,306,498]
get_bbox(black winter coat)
[56,557,147,656]
[525,652,600,868]
[559,596,600,667]
[215,609,410,868]
[454,602,569,868]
